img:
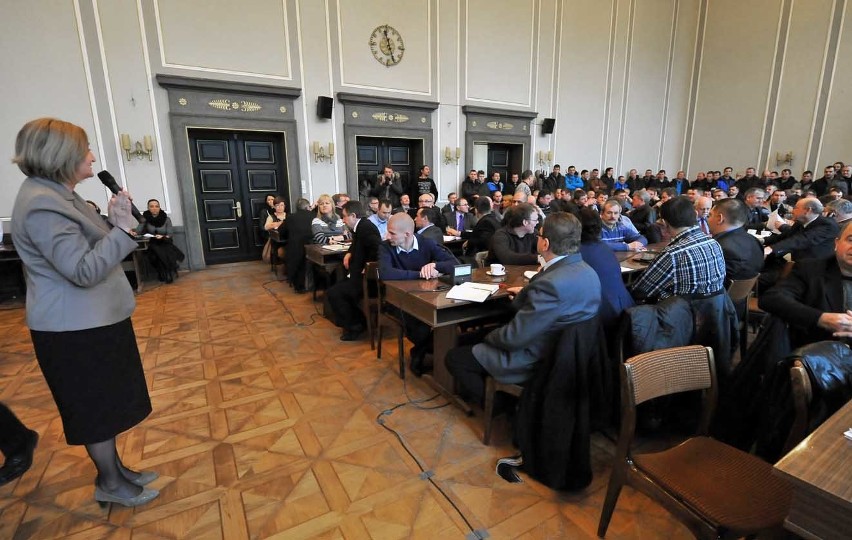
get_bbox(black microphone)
[97,170,143,222]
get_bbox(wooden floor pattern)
[0,262,691,539]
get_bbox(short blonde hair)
[13,118,89,184]
[315,194,334,218]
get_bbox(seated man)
[708,198,763,288]
[378,213,457,374]
[486,203,539,266]
[599,200,647,251]
[463,196,501,255]
[694,196,713,235]
[825,198,852,227]
[367,198,392,239]
[631,196,726,302]
[414,206,444,244]
[743,188,769,231]
[759,220,852,349]
[762,196,839,267]
[326,201,382,341]
[445,212,601,404]
[445,197,476,236]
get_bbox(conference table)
[773,398,852,540]
[382,264,537,412]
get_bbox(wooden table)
[121,238,149,293]
[774,398,852,540]
[614,241,669,276]
[305,244,346,278]
[382,265,537,411]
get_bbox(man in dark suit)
[462,196,501,255]
[760,220,852,348]
[284,198,316,293]
[326,201,382,341]
[708,198,764,286]
[445,212,601,404]
[763,197,839,261]
[761,196,839,289]
[414,206,444,244]
[445,197,476,236]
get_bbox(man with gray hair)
[825,198,852,226]
[445,212,601,404]
[762,196,840,288]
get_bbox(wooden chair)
[482,377,522,445]
[782,359,812,454]
[474,251,489,268]
[726,276,757,363]
[374,266,407,379]
[362,262,380,350]
[748,261,795,332]
[597,345,791,539]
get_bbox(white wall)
[2,0,850,228]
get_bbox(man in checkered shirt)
[631,196,726,302]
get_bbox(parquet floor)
[0,262,691,539]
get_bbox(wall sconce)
[443,146,461,165]
[775,151,793,166]
[313,141,334,163]
[537,150,553,168]
[120,134,154,161]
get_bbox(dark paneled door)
[188,129,288,264]
[487,143,523,182]
[355,137,421,200]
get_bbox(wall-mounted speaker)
[317,96,333,119]
[541,118,555,134]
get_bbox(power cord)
[261,279,323,327]
[371,379,488,538]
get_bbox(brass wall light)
[443,146,461,165]
[313,141,334,163]
[775,151,793,167]
[121,134,154,161]
[537,150,553,168]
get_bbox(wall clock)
[369,24,404,67]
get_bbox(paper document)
[143,233,155,238]
[844,428,852,441]
[523,270,538,280]
[443,235,459,242]
[620,266,633,273]
[322,244,349,252]
[446,282,500,303]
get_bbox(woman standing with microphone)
[11,118,158,507]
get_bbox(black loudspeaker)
[317,96,333,119]
[542,118,555,134]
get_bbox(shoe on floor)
[0,429,38,487]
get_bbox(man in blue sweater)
[378,213,457,374]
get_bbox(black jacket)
[714,227,764,284]
[763,215,839,261]
[348,218,382,277]
[515,316,607,490]
[284,209,315,289]
[462,212,500,254]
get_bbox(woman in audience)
[264,196,288,261]
[11,118,158,508]
[578,207,634,333]
[137,199,185,283]
[258,193,277,240]
[311,193,345,244]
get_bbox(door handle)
[232,201,242,218]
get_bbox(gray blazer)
[473,253,601,384]
[11,176,138,331]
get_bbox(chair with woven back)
[597,345,792,539]
[369,261,406,379]
[482,377,522,445]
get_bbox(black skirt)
[30,318,152,445]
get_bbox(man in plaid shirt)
[631,196,726,302]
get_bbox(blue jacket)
[564,174,584,191]
[580,241,634,328]
[377,234,456,280]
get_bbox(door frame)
[338,93,439,200]
[461,105,537,176]
[158,75,302,270]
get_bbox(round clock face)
[369,24,404,66]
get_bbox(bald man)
[378,213,457,375]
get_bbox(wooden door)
[356,137,420,200]
[188,129,288,264]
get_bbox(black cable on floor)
[261,279,322,327]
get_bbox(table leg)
[131,251,144,293]
[422,325,473,415]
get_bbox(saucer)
[486,271,506,277]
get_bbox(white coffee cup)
[490,263,505,276]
